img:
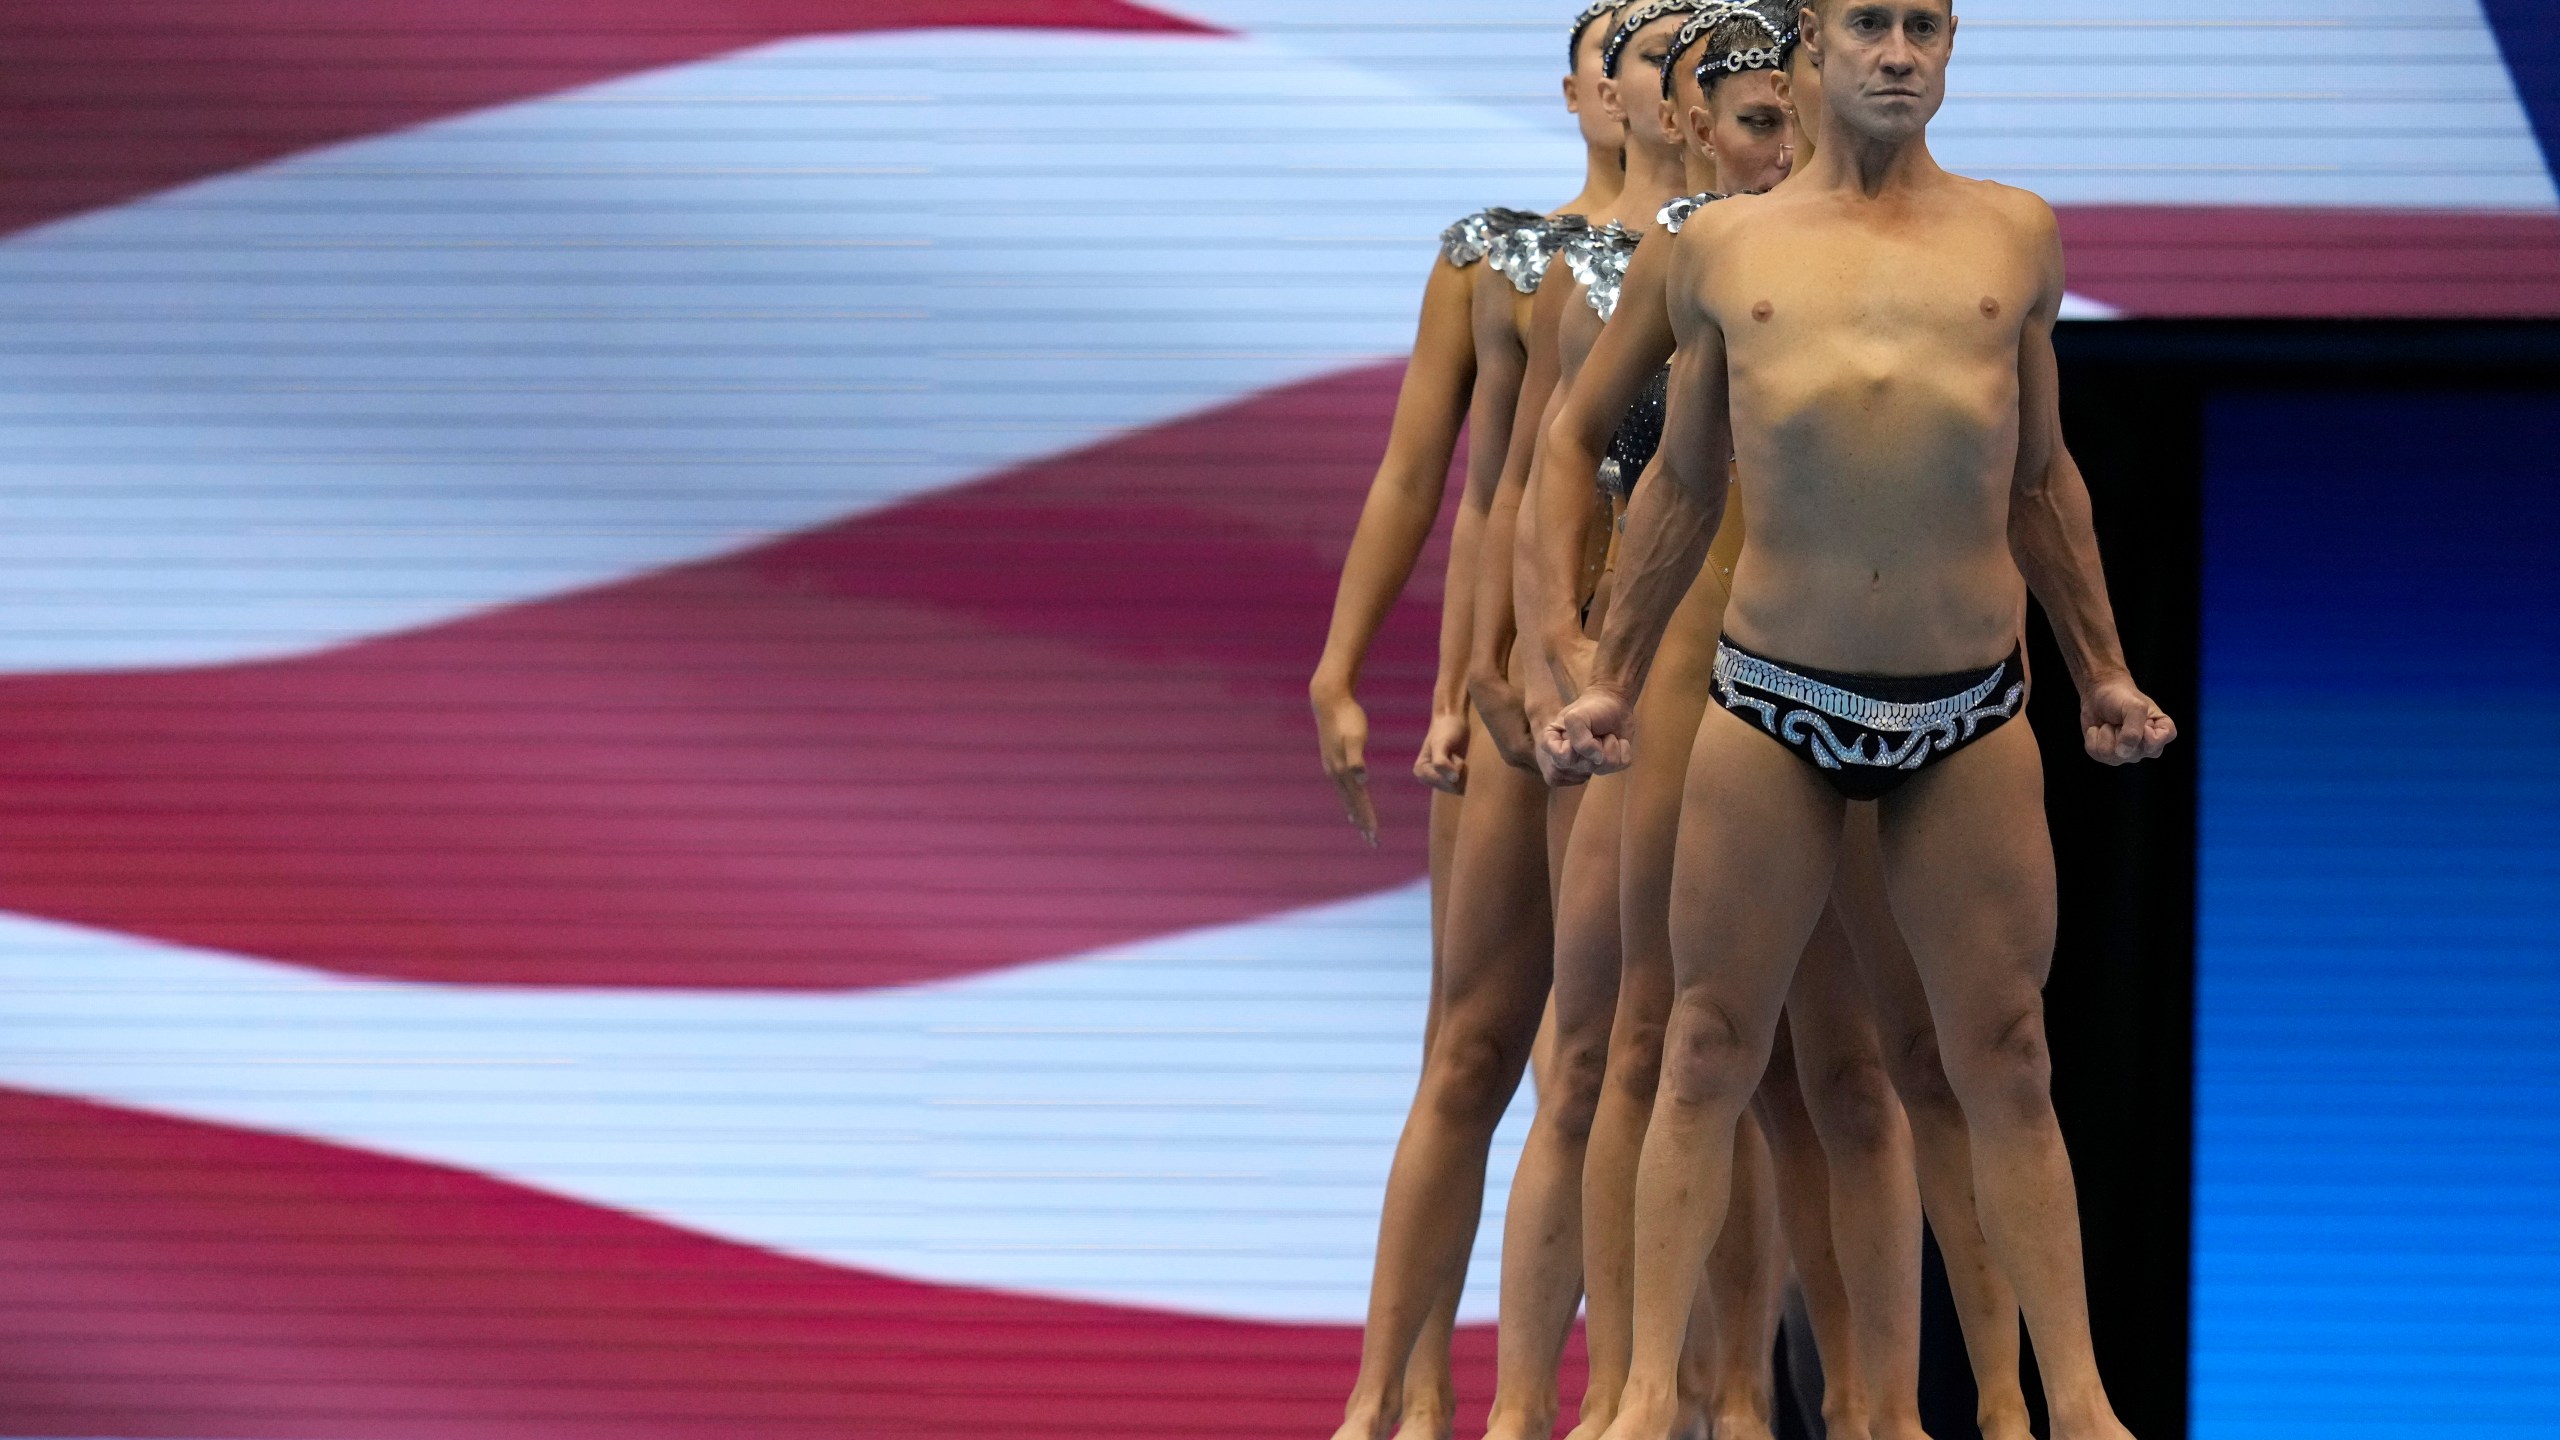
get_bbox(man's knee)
[1658,991,1764,1111]
[1805,1050,1902,1157]
[1940,1002,2055,1128]
[1423,1020,1529,1129]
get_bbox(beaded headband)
[1661,4,1746,98]
[1568,0,1621,65]
[1602,0,1710,79]
[1694,5,1793,89]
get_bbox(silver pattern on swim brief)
[1564,222,1640,320]
[1486,213,1592,295]
[1439,207,1543,269]
[1712,643,2027,772]
[1658,191,1728,235]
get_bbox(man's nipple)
[1752,300,1774,323]
[1979,296,2001,319]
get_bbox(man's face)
[1807,1,1955,143]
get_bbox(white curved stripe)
[0,886,1535,1325]
[1935,0,2555,209]
[0,29,1579,675]
[1166,0,2556,210]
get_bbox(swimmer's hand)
[2082,675,2177,766]
[1546,685,1635,780]
[1413,705,1469,797]
[1309,677,1379,846]
[1528,632,1600,788]
[1469,668,1541,774]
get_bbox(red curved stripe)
[0,0,1218,236]
[0,363,1448,990]
[2058,205,2560,318]
[0,1085,1564,1439]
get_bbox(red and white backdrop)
[0,4,2552,1438]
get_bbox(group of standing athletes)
[1308,4,2176,1440]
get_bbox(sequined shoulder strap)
[1658,190,1729,235]
[1563,222,1640,321]
[1486,212,1591,295]
[1438,206,1542,268]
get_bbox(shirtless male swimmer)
[1544,5,2176,1440]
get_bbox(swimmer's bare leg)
[1836,802,2033,1440]
[1754,1015,1871,1440]
[1332,719,1554,1440]
[1386,788,1465,1440]
[1484,775,1627,1440]
[1392,1290,1459,1440]
[1877,722,2136,1440]
[1701,1109,1783,1440]
[1785,906,1931,1440]
[1570,566,1727,1440]
[1597,705,1845,1440]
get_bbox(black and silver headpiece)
[1568,1,1621,65]
[1661,3,1745,97]
[1694,3,1792,89]
[1602,0,1709,78]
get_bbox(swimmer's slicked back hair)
[1662,4,1743,98]
[1568,1,1621,66]
[1693,3,1791,95]
[1602,0,1709,78]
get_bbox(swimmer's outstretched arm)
[1466,268,1573,769]
[1545,256,1729,779]
[2006,207,2178,766]
[1311,255,1479,841]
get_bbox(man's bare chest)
[1711,219,2032,373]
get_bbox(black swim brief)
[1711,636,2027,800]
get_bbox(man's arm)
[2008,202,2176,766]
[1466,268,1573,770]
[1522,236,1682,749]
[1546,237,1731,778]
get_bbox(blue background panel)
[2196,390,2560,1435]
